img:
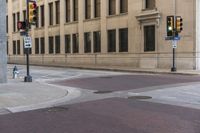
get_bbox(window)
[17,40,20,55]
[108,29,116,52]
[85,0,91,19]
[35,38,39,54]
[55,35,60,54]
[144,25,155,51]
[35,8,39,28]
[40,37,45,54]
[119,28,128,52]
[40,5,45,27]
[23,10,26,21]
[73,0,78,21]
[94,0,101,18]
[55,1,60,24]
[49,3,53,25]
[73,34,79,53]
[145,0,155,9]
[13,41,16,55]
[109,0,116,15]
[65,35,71,53]
[7,41,8,55]
[65,0,70,22]
[120,0,128,13]
[17,12,20,31]
[84,32,91,53]
[13,13,16,32]
[49,36,54,54]
[6,15,8,33]
[93,31,101,53]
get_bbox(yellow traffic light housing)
[28,1,37,25]
[176,16,183,33]
[167,16,174,37]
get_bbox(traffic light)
[28,1,37,24]
[167,16,174,37]
[17,21,26,31]
[176,16,183,33]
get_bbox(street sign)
[165,36,181,41]
[174,36,181,41]
[172,40,177,49]
[24,36,32,48]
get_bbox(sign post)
[24,36,32,82]
[171,40,177,72]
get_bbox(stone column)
[196,0,200,70]
[0,0,7,83]
[101,0,107,53]
[70,0,73,22]
[116,0,120,15]
[60,0,65,54]
[91,0,94,18]
[78,0,84,54]
[45,0,49,54]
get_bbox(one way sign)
[24,36,32,48]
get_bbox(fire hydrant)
[13,66,19,79]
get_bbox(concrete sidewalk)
[0,80,81,114]
[46,64,200,75]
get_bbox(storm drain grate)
[94,90,113,94]
[47,107,69,112]
[128,96,152,100]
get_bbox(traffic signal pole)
[24,0,32,82]
[171,16,176,72]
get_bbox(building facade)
[6,0,199,70]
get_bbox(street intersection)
[0,65,200,133]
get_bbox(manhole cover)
[94,90,113,94]
[47,107,69,112]
[128,96,152,100]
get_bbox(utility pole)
[0,0,7,83]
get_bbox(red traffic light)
[17,21,26,30]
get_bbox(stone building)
[6,0,199,70]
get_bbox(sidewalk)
[0,78,81,114]
[59,64,200,75]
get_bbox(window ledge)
[64,21,78,25]
[142,8,157,12]
[83,17,101,22]
[48,24,60,28]
[35,27,45,30]
[107,13,128,18]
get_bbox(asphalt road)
[2,65,200,133]
[55,74,200,91]
[0,98,199,133]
